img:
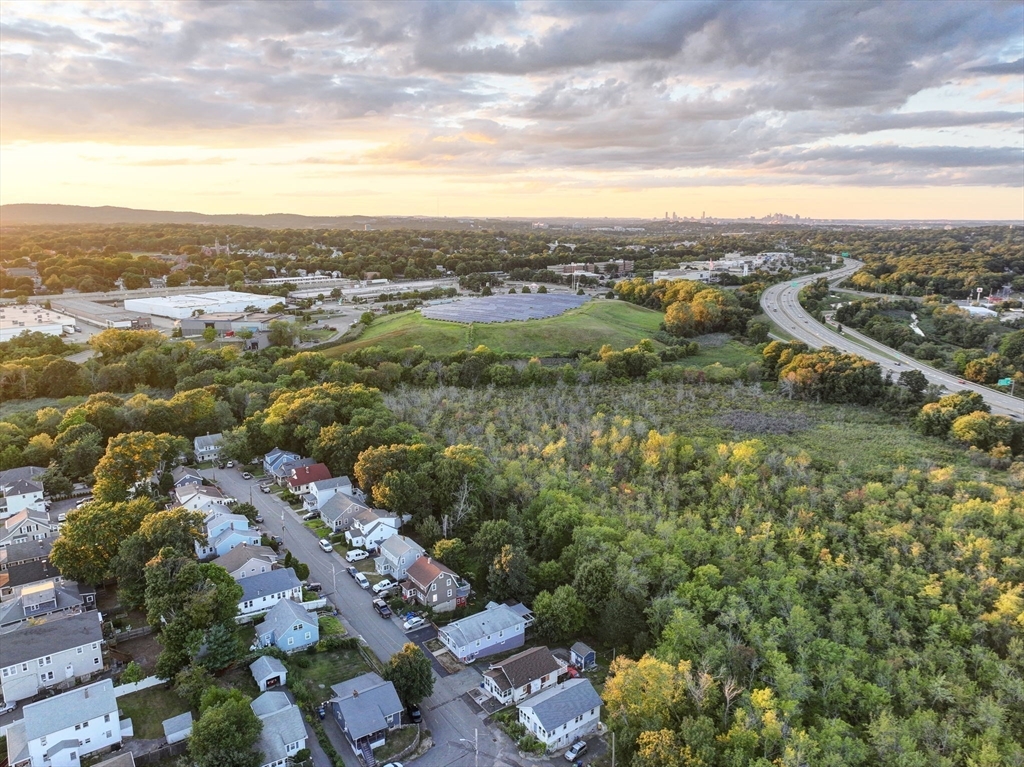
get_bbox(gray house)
[331,672,404,763]
[249,656,287,692]
[517,678,602,751]
[438,601,527,662]
[250,691,307,767]
[193,433,224,462]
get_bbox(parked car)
[306,582,322,592]
[354,572,371,589]
[225,461,235,468]
[303,511,320,521]
[318,539,334,552]
[254,515,264,523]
[346,565,358,578]
[406,704,422,724]
[57,513,67,523]
[241,471,253,479]
[372,578,395,595]
[372,598,392,618]
[260,485,271,493]
[403,615,426,631]
[76,497,93,507]
[345,549,369,562]
[0,699,16,715]
[382,763,405,767]
[565,741,588,761]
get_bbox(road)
[761,260,1023,419]
[207,468,526,767]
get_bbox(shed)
[250,655,288,691]
[570,641,597,671]
[162,711,193,744]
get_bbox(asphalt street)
[206,467,526,767]
[761,260,1023,419]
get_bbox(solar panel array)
[421,293,589,324]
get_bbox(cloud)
[966,57,1024,75]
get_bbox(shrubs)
[518,734,547,755]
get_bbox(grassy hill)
[325,299,667,357]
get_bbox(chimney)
[352,689,359,698]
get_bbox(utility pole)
[475,728,479,767]
[612,731,615,767]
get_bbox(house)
[0,479,46,520]
[262,448,300,480]
[175,485,235,510]
[0,538,53,571]
[91,753,136,767]
[169,466,203,490]
[195,509,260,559]
[303,476,353,511]
[374,535,425,580]
[251,691,307,767]
[0,579,93,629]
[238,568,302,617]
[212,543,278,580]
[161,712,192,745]
[275,458,316,487]
[437,601,526,662]
[483,646,565,706]
[193,433,224,462]
[249,655,287,692]
[5,679,123,767]
[517,679,602,751]
[285,463,332,496]
[330,672,403,762]
[0,558,61,598]
[319,492,372,533]
[570,642,597,672]
[0,611,104,704]
[0,510,53,549]
[344,507,401,550]
[402,556,469,614]
[254,596,319,652]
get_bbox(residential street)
[206,468,529,767]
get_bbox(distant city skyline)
[1,1,1021,220]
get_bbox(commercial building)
[0,305,77,341]
[123,291,279,320]
[178,312,284,337]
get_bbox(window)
[94,657,101,665]
[447,589,452,597]
[41,670,55,682]
[105,731,112,738]
[77,647,83,654]
[305,632,311,639]
[40,736,47,747]
[21,663,28,672]
[287,637,294,645]
[38,655,52,667]
[104,714,111,723]
[431,583,436,592]
[1,668,7,678]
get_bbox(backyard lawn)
[118,686,190,740]
[288,648,370,705]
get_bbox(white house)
[438,601,526,662]
[0,611,104,704]
[517,679,602,751]
[344,508,401,550]
[238,568,302,617]
[319,492,371,532]
[195,509,260,559]
[482,646,565,706]
[0,511,53,549]
[175,486,235,511]
[193,433,224,462]
[303,476,353,511]
[251,691,307,767]
[374,535,425,580]
[0,479,46,521]
[6,679,123,767]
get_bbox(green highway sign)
[791,282,797,287]
[841,251,849,257]
[997,378,1013,386]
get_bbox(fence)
[134,739,188,766]
[106,625,153,646]
[114,675,163,697]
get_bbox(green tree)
[267,320,298,347]
[189,693,263,767]
[120,661,146,684]
[533,585,587,643]
[488,544,533,602]
[175,663,216,709]
[92,431,189,503]
[201,623,240,671]
[50,497,158,584]
[382,643,434,705]
[202,327,217,343]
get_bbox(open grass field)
[118,686,191,740]
[324,300,667,357]
[288,647,370,704]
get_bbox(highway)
[760,260,1023,419]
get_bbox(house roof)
[571,641,596,658]
[320,492,370,525]
[278,457,316,476]
[441,603,523,649]
[171,466,203,484]
[194,433,224,450]
[517,679,602,731]
[212,544,277,572]
[249,655,287,683]
[92,752,137,767]
[252,693,305,763]
[256,597,314,640]
[162,712,193,739]
[23,679,118,741]
[0,537,53,568]
[406,556,456,589]
[0,580,86,627]
[1,558,58,590]
[239,567,301,602]
[310,476,351,493]
[0,610,103,667]
[5,721,28,765]
[209,527,260,550]
[380,535,425,561]
[263,448,299,467]
[0,466,46,486]
[331,672,403,741]
[485,646,562,692]
[2,478,43,496]
[286,463,331,488]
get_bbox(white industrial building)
[0,304,77,341]
[124,291,279,319]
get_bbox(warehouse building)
[124,291,279,319]
[0,304,77,341]
[179,312,284,336]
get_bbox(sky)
[1,0,1022,220]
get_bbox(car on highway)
[354,572,371,589]
[403,615,426,631]
[372,578,395,595]
[345,549,369,562]
[372,598,392,618]
[241,471,253,479]
[318,538,334,552]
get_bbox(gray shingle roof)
[310,476,351,492]
[249,655,287,683]
[379,535,424,560]
[0,538,53,568]
[0,466,46,486]
[250,690,290,718]
[23,679,118,740]
[2,479,43,495]
[0,611,103,667]
[518,679,602,731]
[331,672,403,742]
[486,646,562,691]
[441,603,522,648]
[252,692,305,763]
[162,712,193,739]
[256,597,315,642]
[240,568,301,602]
[193,433,223,451]
[320,492,370,525]
[212,544,277,573]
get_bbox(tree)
[92,431,189,503]
[360,311,376,325]
[202,327,217,343]
[53,422,104,480]
[897,369,928,397]
[488,544,533,602]
[175,663,216,709]
[267,320,298,347]
[533,585,587,643]
[120,661,146,684]
[432,538,470,574]
[382,643,434,705]
[50,497,158,584]
[201,622,240,671]
[40,464,72,497]
[189,693,263,767]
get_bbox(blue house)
[262,448,301,479]
[255,597,319,652]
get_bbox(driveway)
[206,467,511,766]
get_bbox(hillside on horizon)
[0,203,383,228]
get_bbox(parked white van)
[345,549,369,562]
